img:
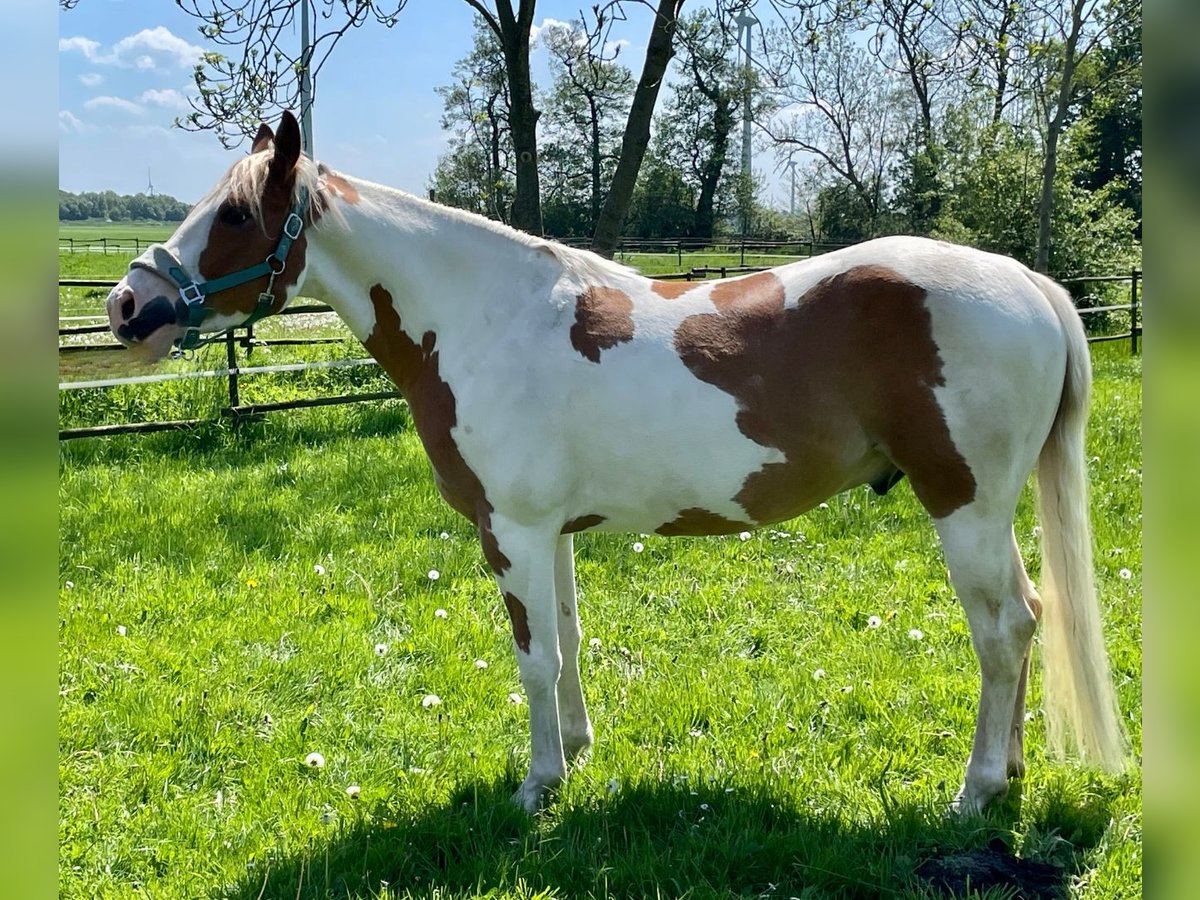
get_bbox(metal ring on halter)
[266,254,286,275]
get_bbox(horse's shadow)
[215,775,1114,899]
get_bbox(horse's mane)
[221,148,637,286]
[222,149,327,231]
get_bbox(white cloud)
[112,26,204,68]
[140,89,190,110]
[59,36,103,62]
[530,17,576,48]
[84,95,145,116]
[59,110,86,133]
[59,27,203,70]
[79,73,104,87]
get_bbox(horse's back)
[456,236,1070,532]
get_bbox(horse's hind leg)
[934,509,1039,813]
[1007,531,1043,779]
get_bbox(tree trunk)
[1034,0,1085,273]
[693,99,734,240]
[495,1,543,235]
[591,0,683,258]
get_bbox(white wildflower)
[507,693,523,704]
[427,569,440,581]
[304,752,326,768]
[908,628,924,641]
[474,659,489,670]
[632,542,644,553]
[116,624,127,637]
[1119,568,1132,580]
[434,608,448,619]
[812,668,826,680]
[738,531,752,541]
[313,564,326,576]
[374,642,388,656]
[867,616,882,629]
[439,531,450,540]
[421,694,441,708]
[588,637,602,650]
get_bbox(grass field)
[58,328,1142,899]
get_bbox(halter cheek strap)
[129,186,309,351]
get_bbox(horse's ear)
[251,122,274,154]
[269,111,302,182]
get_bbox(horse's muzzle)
[107,278,185,360]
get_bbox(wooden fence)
[57,267,1142,441]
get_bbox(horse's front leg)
[487,519,567,812]
[554,534,594,762]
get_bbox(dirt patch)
[915,846,1065,898]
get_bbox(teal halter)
[129,186,310,351]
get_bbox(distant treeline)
[59,189,192,223]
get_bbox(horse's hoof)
[512,779,548,813]
[950,778,1009,817]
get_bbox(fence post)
[1130,268,1140,355]
[677,239,682,268]
[225,330,240,420]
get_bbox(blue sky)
[58,1,741,204]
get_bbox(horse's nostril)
[121,295,136,320]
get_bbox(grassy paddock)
[58,341,1141,899]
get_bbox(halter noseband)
[129,186,310,351]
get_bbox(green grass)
[58,341,1141,899]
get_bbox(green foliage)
[932,115,1140,279]
[59,189,191,223]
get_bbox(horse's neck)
[303,178,561,345]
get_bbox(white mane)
[217,147,639,286]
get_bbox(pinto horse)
[107,112,1129,813]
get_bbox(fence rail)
[57,266,1142,440]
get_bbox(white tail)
[1029,271,1131,772]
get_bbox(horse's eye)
[219,205,251,227]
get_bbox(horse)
[106,111,1129,814]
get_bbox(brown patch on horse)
[650,279,699,299]
[479,520,512,576]
[364,283,509,569]
[197,180,306,321]
[503,592,532,653]
[656,507,753,536]
[709,270,785,312]
[673,266,975,523]
[318,163,360,205]
[570,286,635,363]
[561,514,606,534]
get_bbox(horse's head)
[107,110,315,359]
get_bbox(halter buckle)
[180,282,204,305]
[283,211,304,240]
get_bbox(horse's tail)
[1028,269,1130,772]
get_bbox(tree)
[861,0,966,231]
[656,8,746,240]
[1070,0,1141,232]
[590,0,687,257]
[759,17,903,236]
[1026,0,1139,271]
[538,19,634,232]
[431,20,515,223]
